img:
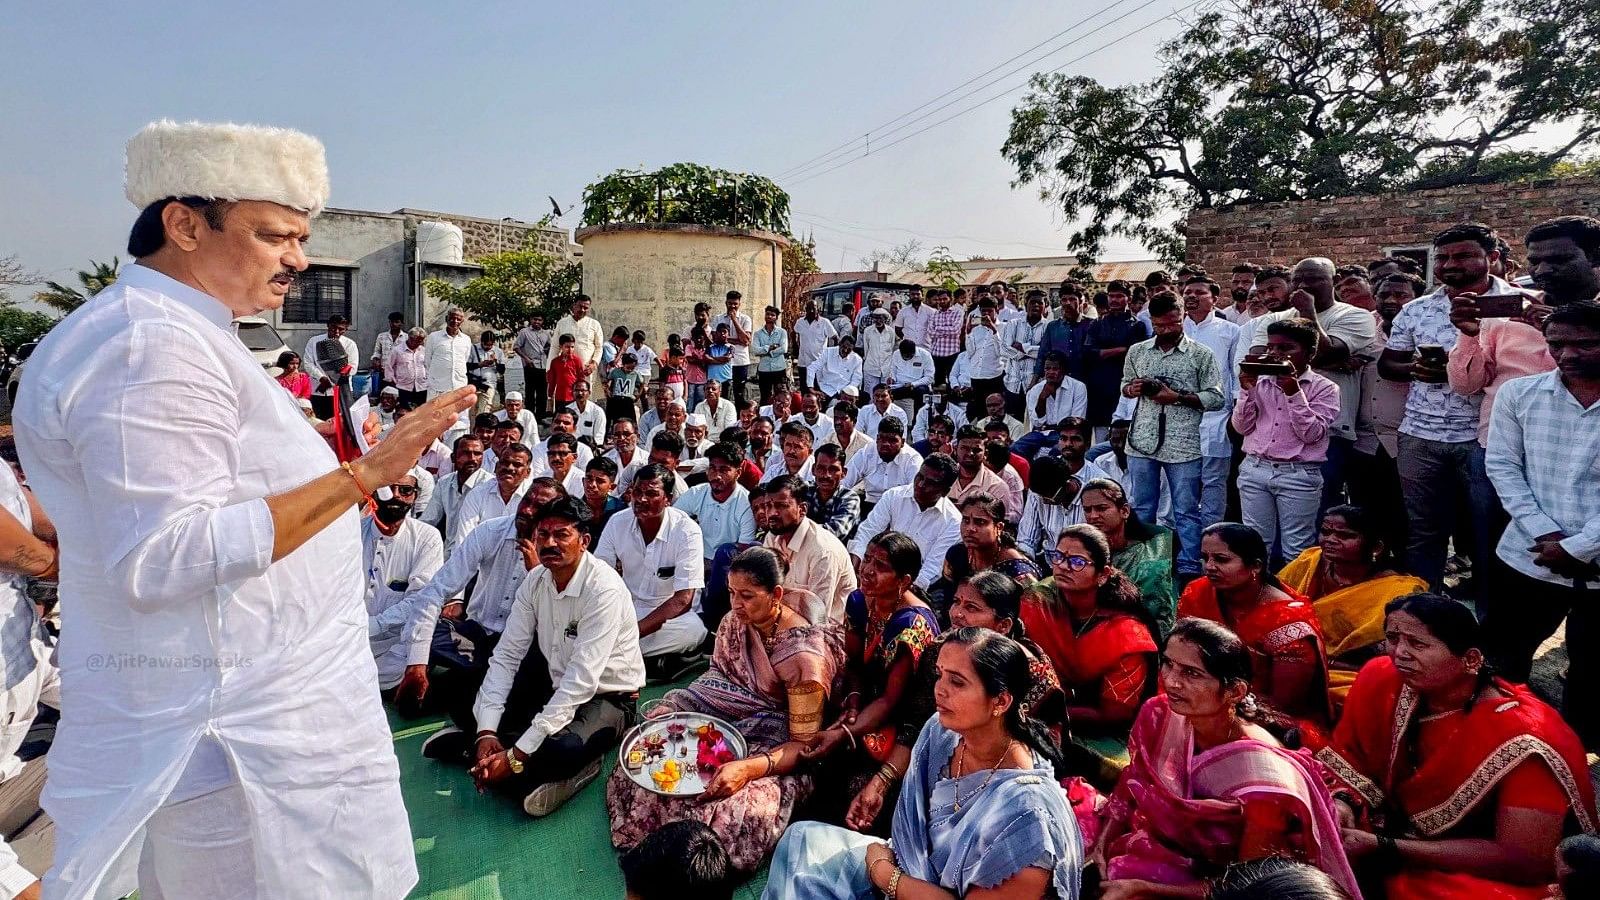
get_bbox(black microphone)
[316,338,362,461]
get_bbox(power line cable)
[774,0,1152,180]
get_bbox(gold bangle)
[840,722,857,750]
[887,867,903,899]
[341,461,372,502]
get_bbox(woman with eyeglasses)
[1023,525,1158,746]
[1087,618,1360,900]
[1179,523,1332,750]
[1080,478,1178,640]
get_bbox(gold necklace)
[952,738,1017,813]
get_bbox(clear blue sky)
[2,1,1198,290]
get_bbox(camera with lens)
[1137,377,1170,398]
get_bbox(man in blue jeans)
[1119,292,1224,576]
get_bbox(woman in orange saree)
[1179,523,1332,748]
[1319,593,1597,900]
[1279,504,1428,711]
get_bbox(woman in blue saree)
[765,628,1083,900]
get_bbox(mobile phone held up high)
[1474,294,1528,318]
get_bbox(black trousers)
[1483,565,1600,748]
[1346,445,1408,562]
[968,376,1004,421]
[396,388,428,408]
[524,364,548,415]
[758,370,787,404]
[933,354,957,387]
[731,365,751,403]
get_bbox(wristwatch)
[504,748,524,775]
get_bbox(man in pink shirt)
[1232,317,1341,564]
[1447,215,1600,445]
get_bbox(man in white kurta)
[591,465,707,666]
[426,308,472,397]
[362,470,445,692]
[12,121,475,899]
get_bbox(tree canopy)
[581,163,792,234]
[1003,0,1600,262]
[423,245,581,334]
[33,258,120,314]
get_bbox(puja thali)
[618,711,748,797]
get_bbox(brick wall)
[1183,176,1600,272]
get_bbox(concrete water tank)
[416,220,465,265]
[574,223,787,351]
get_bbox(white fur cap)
[125,120,330,215]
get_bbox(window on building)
[1382,245,1434,288]
[283,266,353,323]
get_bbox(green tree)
[924,246,967,293]
[581,163,792,234]
[34,258,120,314]
[0,255,59,349]
[1003,0,1600,262]
[423,244,581,334]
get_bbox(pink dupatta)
[1101,695,1361,899]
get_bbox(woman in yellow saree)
[1279,504,1427,710]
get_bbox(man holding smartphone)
[1447,215,1600,447]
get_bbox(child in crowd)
[620,821,732,900]
[605,351,648,427]
[545,333,582,409]
[661,342,687,403]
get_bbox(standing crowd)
[3,207,1599,900]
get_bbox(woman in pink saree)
[1089,618,1361,900]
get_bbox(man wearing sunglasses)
[363,470,445,714]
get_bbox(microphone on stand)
[316,338,364,463]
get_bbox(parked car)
[235,315,291,370]
[805,279,917,339]
[4,341,39,407]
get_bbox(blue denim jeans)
[1127,455,1203,574]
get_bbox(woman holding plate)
[606,547,845,872]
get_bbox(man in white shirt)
[644,400,689,452]
[567,380,608,450]
[840,416,924,507]
[793,299,838,392]
[543,433,587,497]
[965,300,1006,420]
[496,391,538,440]
[789,391,835,446]
[451,445,533,550]
[758,476,856,623]
[857,383,910,446]
[426,497,644,818]
[858,311,898,393]
[302,313,360,395]
[362,470,445,702]
[1181,277,1244,527]
[426,307,473,398]
[894,286,935,347]
[712,291,755,402]
[369,311,405,399]
[829,400,874,461]
[554,294,605,389]
[911,389,969,443]
[12,120,476,898]
[528,409,595,478]
[1013,351,1089,460]
[849,455,962,589]
[593,465,709,679]
[605,418,648,497]
[387,326,430,405]
[693,379,737,435]
[673,441,756,565]
[887,339,935,421]
[1001,291,1050,416]
[512,313,552,417]
[422,434,491,542]
[977,391,1026,442]
[763,420,816,482]
[811,336,864,403]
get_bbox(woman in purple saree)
[1089,618,1360,900]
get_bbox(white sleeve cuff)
[212,497,276,585]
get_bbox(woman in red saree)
[1023,524,1158,742]
[1088,618,1361,900]
[1319,592,1597,900]
[1179,523,1331,748]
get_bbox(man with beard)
[1036,282,1093,384]
[809,335,863,405]
[422,435,491,541]
[1379,223,1518,593]
[544,433,586,496]
[1014,352,1088,461]
[762,420,815,481]
[692,378,737,435]
[760,475,856,623]
[673,441,756,569]
[1083,280,1149,432]
[1242,266,1297,353]
[529,409,595,477]
[1218,263,1258,325]
[1000,291,1049,418]
[839,416,923,511]
[441,497,644,817]
[1335,265,1376,311]
[363,469,445,712]
[1448,215,1600,447]
[849,455,962,590]
[744,415,778,474]
[806,443,860,544]
[789,390,834,446]
[606,418,647,497]
[1349,272,1426,556]
[1181,277,1242,528]
[594,464,708,680]
[451,444,533,550]
[829,400,872,461]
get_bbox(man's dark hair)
[1527,215,1600,264]
[763,474,811,505]
[725,290,742,301]
[1041,350,1070,371]
[495,419,524,435]
[546,432,577,453]
[1266,317,1319,353]
[955,423,986,442]
[705,440,744,467]
[1368,254,1423,275]
[1059,281,1083,297]
[1377,272,1427,295]
[452,433,484,453]
[127,197,233,257]
[1545,298,1600,331]
[1024,289,1047,302]
[735,398,756,413]
[920,452,961,489]
[1106,279,1132,295]
[388,311,405,323]
[499,442,534,463]
[474,412,500,429]
[983,417,1011,435]
[327,314,349,327]
[1143,270,1171,287]
[719,426,747,446]
[1255,264,1292,284]
[928,413,955,434]
[1231,262,1260,276]
[777,420,813,446]
[527,475,566,497]
[1335,264,1369,282]
[1432,222,1498,253]
[651,431,685,456]
[875,416,905,438]
[1147,292,1180,318]
[631,462,678,499]
[1184,276,1220,295]
[530,496,594,540]
[814,442,844,463]
[832,401,858,421]
[619,820,732,900]
[585,456,618,479]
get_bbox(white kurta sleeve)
[66,320,275,611]
[918,515,960,589]
[0,834,35,900]
[384,526,494,664]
